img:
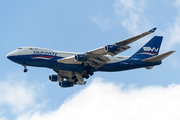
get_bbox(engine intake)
[59,81,74,87]
[49,74,64,82]
[104,45,119,53]
[74,54,89,61]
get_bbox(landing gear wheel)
[24,68,28,73]
[74,79,78,83]
[82,74,86,78]
[85,75,89,79]
[89,71,94,76]
[72,76,76,79]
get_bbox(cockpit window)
[29,48,33,50]
[18,48,22,49]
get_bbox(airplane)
[6,28,175,88]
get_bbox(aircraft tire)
[74,79,78,83]
[24,68,28,73]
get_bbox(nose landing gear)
[24,68,28,73]
[23,65,28,73]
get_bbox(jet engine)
[74,54,89,61]
[59,81,74,87]
[104,45,119,53]
[49,74,64,82]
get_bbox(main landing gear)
[23,65,28,73]
[71,68,94,84]
[72,76,78,83]
[82,68,94,79]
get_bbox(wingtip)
[170,51,175,53]
[148,28,157,33]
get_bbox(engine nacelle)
[49,74,64,82]
[59,81,74,87]
[74,54,89,61]
[104,45,118,53]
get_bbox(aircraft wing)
[58,28,157,69]
[87,28,156,56]
[113,28,157,46]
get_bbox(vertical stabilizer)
[130,36,163,59]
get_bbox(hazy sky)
[1,0,180,120]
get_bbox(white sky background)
[1,0,180,120]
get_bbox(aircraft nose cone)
[6,52,13,59]
[6,50,19,62]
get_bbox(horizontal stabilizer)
[142,51,175,62]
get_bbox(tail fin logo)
[138,47,159,55]
[143,47,159,52]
